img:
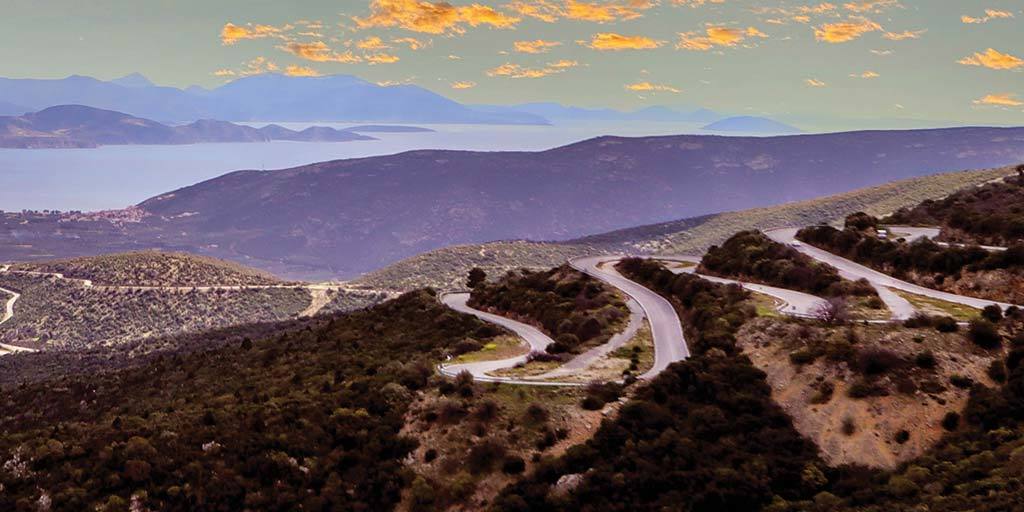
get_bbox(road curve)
[437,292,583,386]
[656,256,829,318]
[766,228,1015,313]
[886,225,1008,252]
[571,256,689,379]
[0,285,37,354]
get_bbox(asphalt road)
[0,268,36,354]
[887,225,1007,252]
[437,292,583,386]
[571,255,689,379]
[657,256,828,318]
[766,228,1016,313]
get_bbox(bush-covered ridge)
[10,251,283,287]
[467,265,629,354]
[699,230,877,298]
[885,172,1024,246]
[0,289,503,511]
[798,213,1024,303]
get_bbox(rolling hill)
[1,128,1022,278]
[0,105,373,148]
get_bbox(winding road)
[571,256,689,379]
[766,228,1015,313]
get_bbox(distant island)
[0,105,403,149]
[702,116,802,134]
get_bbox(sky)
[1,0,1023,125]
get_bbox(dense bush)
[884,174,1024,246]
[0,290,502,511]
[967,318,1002,349]
[699,230,876,298]
[494,258,824,511]
[468,265,628,354]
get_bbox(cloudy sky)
[2,0,1022,125]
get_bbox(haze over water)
[1,121,718,212]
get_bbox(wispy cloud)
[625,81,682,93]
[279,41,362,63]
[451,80,477,89]
[285,65,322,77]
[392,37,428,50]
[580,32,664,50]
[814,17,881,43]
[487,59,578,78]
[958,48,1024,70]
[564,0,654,22]
[367,53,401,64]
[882,29,925,40]
[805,78,827,87]
[842,0,900,13]
[514,39,562,54]
[677,26,767,50]
[672,0,726,7]
[506,0,563,22]
[850,70,879,78]
[973,93,1023,106]
[353,0,519,35]
[546,59,580,68]
[356,36,390,50]
[962,9,1014,24]
[221,23,289,45]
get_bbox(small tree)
[466,267,487,289]
[815,297,849,326]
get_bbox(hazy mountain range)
[0,105,382,148]
[0,74,549,125]
[0,73,804,133]
[3,126,1023,278]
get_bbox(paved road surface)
[571,256,689,379]
[437,292,583,386]
[766,228,1015,313]
[887,225,1007,252]
[657,256,828,318]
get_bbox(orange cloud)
[813,17,881,42]
[882,29,925,40]
[581,32,663,50]
[850,70,879,78]
[232,57,279,77]
[356,36,391,50]
[392,37,428,49]
[564,0,654,22]
[487,63,557,78]
[220,23,288,45]
[353,0,519,34]
[672,0,726,7]
[367,53,401,64]
[805,78,827,87]
[843,0,898,13]
[506,0,563,22]
[958,48,1024,70]
[677,25,766,50]
[625,81,681,93]
[279,41,363,63]
[962,9,1014,24]
[973,93,1023,107]
[213,69,236,77]
[285,65,322,77]
[514,39,562,53]
[451,80,477,89]
[547,59,580,68]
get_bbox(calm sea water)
[0,121,715,212]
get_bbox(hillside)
[2,127,1020,278]
[10,251,282,287]
[356,165,1019,291]
[0,105,372,148]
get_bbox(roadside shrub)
[502,456,526,475]
[789,348,819,366]
[982,305,1004,323]
[988,360,1008,383]
[468,439,507,473]
[894,430,910,444]
[841,417,857,436]
[950,375,974,389]
[967,319,1002,349]
[524,403,550,425]
[941,412,960,431]
[935,316,959,333]
[915,350,937,369]
[856,349,909,376]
